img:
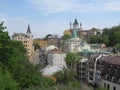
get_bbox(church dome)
[73,18,78,25]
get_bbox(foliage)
[56,84,81,90]
[65,52,82,63]
[88,35,103,44]
[114,43,120,50]
[62,34,71,40]
[53,68,76,84]
[0,22,57,89]
[68,81,81,88]
[96,86,107,90]
[65,52,82,69]
[0,64,18,90]
[44,34,52,40]
[0,22,62,90]
[88,25,120,47]
[41,77,56,87]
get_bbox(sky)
[0,0,120,38]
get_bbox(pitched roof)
[12,33,29,38]
[106,56,120,65]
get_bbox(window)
[113,86,116,90]
[107,84,109,90]
[104,83,106,88]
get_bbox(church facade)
[64,18,90,53]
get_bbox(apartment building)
[77,58,88,81]
[101,56,120,90]
[12,25,33,57]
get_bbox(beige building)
[12,25,33,57]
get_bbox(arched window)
[112,76,117,83]
[105,74,110,80]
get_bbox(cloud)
[0,14,66,38]
[24,0,120,14]
[0,13,8,22]
[0,14,30,37]
[105,1,120,11]
[24,0,81,14]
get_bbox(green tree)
[89,25,120,47]
[0,22,58,89]
[62,34,71,40]
[44,34,52,40]
[0,64,18,90]
[65,52,82,70]
[0,22,42,89]
[53,68,76,84]
[114,43,120,50]
[88,35,103,44]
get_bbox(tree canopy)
[0,22,55,89]
[62,34,71,41]
[88,25,120,48]
[65,52,82,70]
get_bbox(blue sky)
[0,0,120,38]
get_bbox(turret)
[26,24,31,34]
[26,24,32,38]
[73,18,79,29]
[72,18,79,38]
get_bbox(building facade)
[12,25,33,57]
[87,54,108,85]
[64,18,91,53]
[47,35,62,49]
[63,20,101,40]
[47,49,66,68]
[33,38,48,48]
[77,58,88,81]
[101,56,120,90]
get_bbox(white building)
[101,79,120,90]
[42,65,62,76]
[47,49,67,68]
[64,38,90,52]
